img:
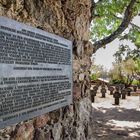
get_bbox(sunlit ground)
[91,88,140,139]
[106,120,140,128]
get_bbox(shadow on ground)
[91,107,140,140]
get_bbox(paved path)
[91,91,140,140]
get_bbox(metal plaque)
[0,17,72,129]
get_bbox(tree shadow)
[91,107,140,140]
[92,107,140,122]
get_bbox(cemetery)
[0,0,140,140]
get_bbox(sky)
[93,16,140,71]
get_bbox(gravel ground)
[91,88,140,140]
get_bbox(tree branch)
[113,14,140,30]
[94,13,140,30]
[93,0,137,52]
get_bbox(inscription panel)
[0,17,72,129]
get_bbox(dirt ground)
[91,88,140,140]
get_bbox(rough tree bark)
[0,0,95,140]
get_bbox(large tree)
[109,58,139,86]
[113,44,140,85]
[90,63,108,80]
[91,0,140,52]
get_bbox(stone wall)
[0,0,94,139]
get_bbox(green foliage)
[109,62,124,82]
[90,63,108,78]
[91,16,121,41]
[132,28,140,48]
[135,58,140,71]
[110,48,140,85]
[113,45,130,62]
[91,0,140,42]
[90,62,108,80]
[113,44,140,62]
[121,27,140,48]
[111,79,125,84]
[135,58,140,79]
[132,1,140,16]
[90,74,98,80]
[91,0,140,85]
[132,79,139,85]
[122,59,137,75]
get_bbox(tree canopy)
[109,44,140,86]
[91,0,140,52]
[90,63,108,80]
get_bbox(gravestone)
[126,88,132,96]
[90,89,96,103]
[115,85,120,92]
[101,87,106,98]
[121,89,126,99]
[133,85,137,92]
[108,86,114,95]
[113,91,121,105]
[101,84,105,88]
[0,17,72,128]
[107,84,110,90]
[93,85,98,92]
[119,84,125,90]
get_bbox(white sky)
[93,16,140,70]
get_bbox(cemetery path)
[91,92,140,140]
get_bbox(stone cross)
[101,87,106,98]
